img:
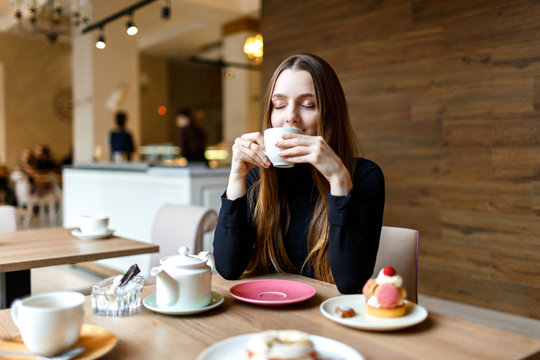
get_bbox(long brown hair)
[245,54,359,283]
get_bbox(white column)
[222,31,262,142]
[71,0,140,163]
[0,63,5,164]
[72,33,95,163]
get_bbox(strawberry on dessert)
[362,266,407,318]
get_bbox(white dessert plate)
[196,333,365,360]
[143,291,224,315]
[71,229,115,240]
[320,294,428,331]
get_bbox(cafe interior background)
[0,0,538,333]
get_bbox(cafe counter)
[62,163,229,277]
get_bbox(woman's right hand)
[226,132,270,199]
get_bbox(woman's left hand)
[275,133,353,195]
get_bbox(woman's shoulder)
[353,158,384,182]
[246,167,260,186]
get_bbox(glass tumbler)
[91,275,144,317]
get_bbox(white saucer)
[143,291,224,315]
[320,294,428,331]
[71,229,115,240]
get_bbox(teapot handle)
[198,251,215,271]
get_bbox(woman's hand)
[226,132,270,199]
[275,133,353,195]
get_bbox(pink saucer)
[229,279,316,306]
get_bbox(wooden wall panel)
[262,0,540,318]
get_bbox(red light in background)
[158,106,167,115]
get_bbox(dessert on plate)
[246,330,318,360]
[334,305,356,318]
[362,265,407,318]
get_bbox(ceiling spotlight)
[126,20,138,35]
[96,33,106,49]
[162,0,171,19]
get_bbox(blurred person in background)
[110,111,135,161]
[176,108,207,163]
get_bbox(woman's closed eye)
[272,100,287,109]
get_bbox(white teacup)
[264,127,303,168]
[78,214,109,234]
[11,291,85,357]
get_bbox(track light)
[126,12,138,36]
[162,0,171,19]
[96,29,106,49]
[82,0,171,47]
[126,21,138,35]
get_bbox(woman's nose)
[284,105,300,125]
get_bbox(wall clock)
[53,87,73,123]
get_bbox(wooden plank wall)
[261,0,540,319]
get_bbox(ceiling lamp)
[95,28,106,49]
[82,0,169,47]
[11,0,90,43]
[162,0,171,19]
[243,34,263,63]
[126,13,138,36]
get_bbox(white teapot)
[150,246,215,309]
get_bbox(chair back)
[373,226,419,303]
[150,204,218,271]
[0,205,17,232]
[10,170,33,208]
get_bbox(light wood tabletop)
[0,227,158,308]
[0,273,538,360]
[0,227,158,272]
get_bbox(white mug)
[264,127,303,168]
[78,214,109,234]
[11,291,85,357]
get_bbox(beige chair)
[149,204,218,276]
[9,170,59,227]
[0,205,17,233]
[373,226,419,303]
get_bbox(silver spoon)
[0,346,85,360]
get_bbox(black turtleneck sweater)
[213,158,385,293]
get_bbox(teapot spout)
[150,266,179,306]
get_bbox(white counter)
[62,163,229,277]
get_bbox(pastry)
[246,330,318,360]
[362,266,407,318]
[334,305,356,318]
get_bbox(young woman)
[213,54,385,293]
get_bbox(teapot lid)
[161,247,206,268]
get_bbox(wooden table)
[1,274,538,360]
[0,227,159,308]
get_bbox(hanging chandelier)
[11,0,90,43]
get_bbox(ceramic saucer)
[71,229,115,240]
[229,279,316,306]
[0,324,117,360]
[143,291,224,315]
